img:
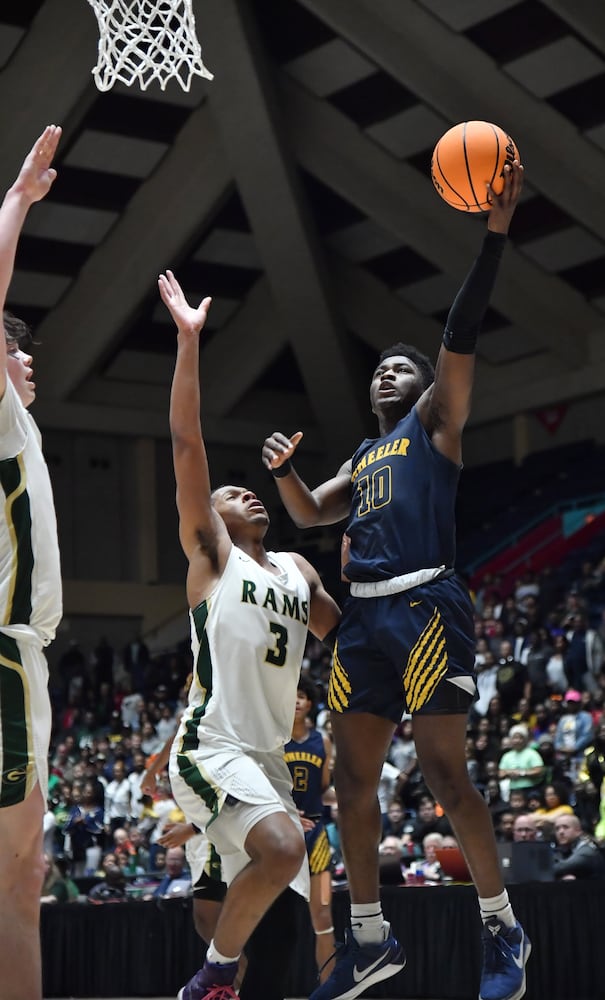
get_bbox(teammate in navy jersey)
[263,161,530,1000]
[285,675,335,981]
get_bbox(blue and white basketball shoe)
[309,922,406,1000]
[479,917,531,1000]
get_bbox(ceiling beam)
[0,0,98,191]
[330,253,443,355]
[199,277,287,416]
[279,73,597,369]
[299,0,605,238]
[34,391,323,449]
[542,2,605,54]
[334,255,605,427]
[34,103,230,400]
[471,353,605,425]
[202,0,366,462]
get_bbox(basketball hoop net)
[86,0,214,92]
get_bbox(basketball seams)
[433,144,470,211]
[486,122,502,198]
[462,122,482,213]
[432,120,518,214]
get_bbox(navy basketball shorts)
[329,575,476,723]
[305,820,332,875]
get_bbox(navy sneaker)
[479,917,531,1000]
[309,923,406,1000]
[176,959,238,1000]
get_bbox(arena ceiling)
[2,0,605,472]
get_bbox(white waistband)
[349,566,447,598]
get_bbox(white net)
[86,0,214,92]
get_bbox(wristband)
[272,460,292,478]
[442,325,478,355]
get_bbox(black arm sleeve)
[442,230,507,354]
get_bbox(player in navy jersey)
[262,160,529,1000]
[285,675,335,981]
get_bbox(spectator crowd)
[41,554,605,906]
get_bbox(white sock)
[478,890,515,929]
[350,903,386,945]
[206,940,240,965]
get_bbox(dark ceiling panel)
[253,0,335,62]
[511,195,574,244]
[328,71,417,129]
[299,170,364,233]
[465,1,568,63]
[365,245,440,289]
[548,73,605,130]
[15,235,93,276]
[85,91,192,142]
[48,165,139,212]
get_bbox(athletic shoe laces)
[481,921,520,974]
[203,987,238,1000]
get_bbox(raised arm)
[159,270,231,598]
[261,430,351,527]
[290,551,341,642]
[0,125,61,394]
[418,159,524,463]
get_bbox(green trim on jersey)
[178,600,222,822]
[0,455,33,625]
[176,742,222,824]
[191,598,213,696]
[207,839,222,882]
[181,599,213,755]
[0,633,31,807]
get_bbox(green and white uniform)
[170,544,310,896]
[0,379,62,807]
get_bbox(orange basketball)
[431,121,519,213]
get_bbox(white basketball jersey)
[178,545,310,755]
[0,380,62,644]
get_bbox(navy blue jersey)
[345,405,460,582]
[284,728,326,818]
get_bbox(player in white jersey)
[0,125,63,1000]
[143,703,303,1000]
[158,268,341,1000]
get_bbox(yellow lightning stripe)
[328,646,351,712]
[309,828,331,874]
[404,608,449,712]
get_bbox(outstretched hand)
[486,159,524,234]
[158,821,197,848]
[13,125,62,204]
[262,430,303,471]
[158,269,212,336]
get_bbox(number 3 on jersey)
[266,621,288,667]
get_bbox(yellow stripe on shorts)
[309,827,331,875]
[327,644,351,712]
[404,607,449,712]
